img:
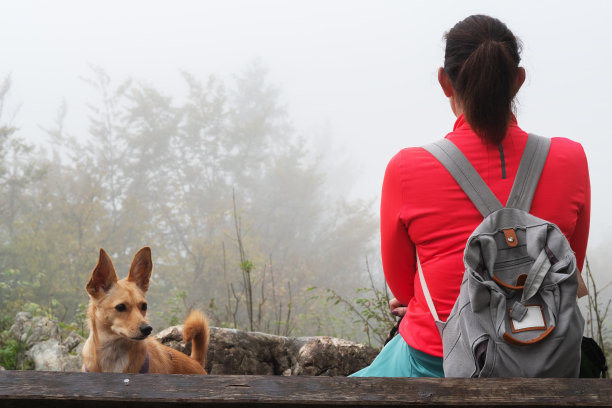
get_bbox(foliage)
[72,302,89,338]
[0,64,610,357]
[0,314,19,369]
[157,290,188,327]
[0,335,31,370]
[584,256,611,375]
[0,68,610,371]
[308,259,396,348]
[0,65,378,342]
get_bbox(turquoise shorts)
[349,335,444,377]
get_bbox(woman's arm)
[380,152,417,307]
[571,146,591,273]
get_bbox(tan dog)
[82,247,209,374]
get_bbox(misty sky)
[1,0,610,247]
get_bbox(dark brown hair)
[444,15,522,144]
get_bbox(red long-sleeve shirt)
[381,115,590,357]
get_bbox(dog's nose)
[139,324,153,337]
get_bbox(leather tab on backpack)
[503,228,518,247]
[509,303,528,322]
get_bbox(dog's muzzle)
[138,323,153,338]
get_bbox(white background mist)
[1,0,609,248]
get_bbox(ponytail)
[444,15,522,145]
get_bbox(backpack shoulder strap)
[506,134,551,211]
[416,254,443,324]
[423,139,503,218]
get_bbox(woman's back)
[381,115,590,357]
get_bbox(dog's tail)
[183,309,209,369]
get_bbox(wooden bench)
[1,371,610,407]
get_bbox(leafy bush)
[308,261,396,348]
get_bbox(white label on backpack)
[510,305,546,332]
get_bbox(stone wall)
[6,312,377,376]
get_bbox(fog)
[2,0,610,242]
[0,1,610,342]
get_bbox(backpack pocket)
[442,295,494,378]
[472,335,496,378]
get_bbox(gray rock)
[12,311,377,375]
[62,331,85,353]
[293,336,375,376]
[156,325,377,376]
[10,312,61,347]
[27,339,82,372]
[9,312,82,371]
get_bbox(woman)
[352,15,590,377]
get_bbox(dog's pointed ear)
[86,249,118,298]
[127,247,152,293]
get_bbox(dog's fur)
[82,247,209,374]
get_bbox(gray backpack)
[419,134,584,377]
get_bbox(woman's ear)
[438,67,454,97]
[514,67,526,95]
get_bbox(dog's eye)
[141,303,147,311]
[115,304,127,312]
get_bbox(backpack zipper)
[498,143,507,179]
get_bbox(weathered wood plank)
[0,371,610,407]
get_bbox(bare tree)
[585,256,611,368]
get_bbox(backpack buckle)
[503,228,518,247]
